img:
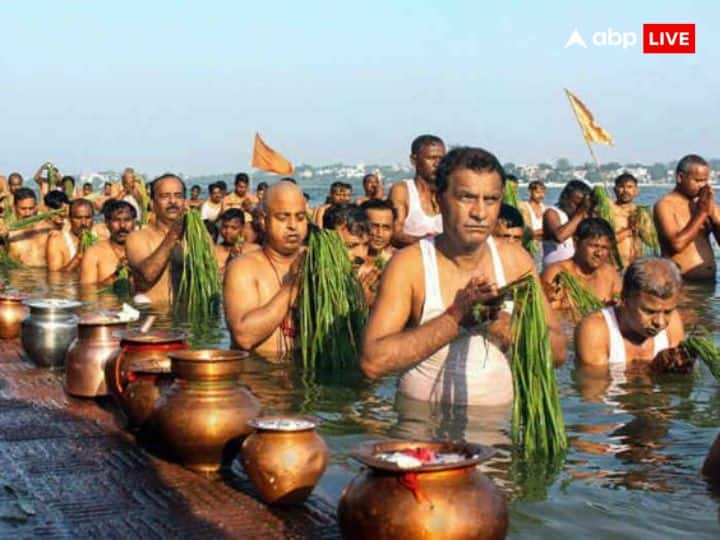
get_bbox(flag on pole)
[251,133,294,175]
[564,89,613,145]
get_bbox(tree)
[555,158,572,171]
[649,163,668,181]
[599,161,621,172]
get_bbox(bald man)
[224,181,308,355]
[126,174,186,304]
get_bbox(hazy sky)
[2,1,717,177]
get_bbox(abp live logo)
[643,24,695,54]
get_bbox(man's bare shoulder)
[85,239,113,257]
[226,249,267,276]
[541,259,569,279]
[496,240,536,279]
[655,191,685,210]
[577,310,607,336]
[389,180,409,198]
[385,242,421,270]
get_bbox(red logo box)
[643,24,695,54]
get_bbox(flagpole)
[564,89,607,189]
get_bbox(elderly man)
[542,217,622,309]
[361,147,566,405]
[542,180,593,268]
[80,200,136,285]
[655,154,720,281]
[0,188,54,267]
[389,134,446,246]
[224,181,308,355]
[125,174,186,304]
[46,199,94,272]
[575,257,684,372]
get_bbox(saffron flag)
[565,89,614,145]
[251,133,294,175]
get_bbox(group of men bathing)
[3,137,720,474]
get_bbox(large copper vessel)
[0,293,29,339]
[21,298,82,368]
[105,330,188,428]
[65,318,128,397]
[338,440,508,540]
[148,349,261,473]
[241,416,328,505]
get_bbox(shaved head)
[262,181,308,254]
[262,180,306,212]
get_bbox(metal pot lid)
[350,440,495,473]
[248,416,318,432]
[23,298,83,311]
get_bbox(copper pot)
[148,349,261,473]
[241,416,328,505]
[65,319,128,397]
[338,440,508,540]
[0,294,29,339]
[105,330,189,428]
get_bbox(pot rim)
[0,293,30,302]
[167,348,249,363]
[78,318,131,327]
[350,439,495,473]
[248,415,319,432]
[23,298,83,311]
[116,329,189,343]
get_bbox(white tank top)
[63,229,78,260]
[600,306,669,367]
[403,180,443,238]
[542,206,575,266]
[523,201,546,231]
[397,237,513,406]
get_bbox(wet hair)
[203,219,219,243]
[676,154,708,177]
[44,190,70,210]
[216,180,228,192]
[8,172,22,183]
[149,173,187,199]
[559,180,591,201]
[330,181,344,193]
[323,203,369,236]
[575,217,615,242]
[498,204,524,229]
[614,173,637,187]
[70,198,94,216]
[411,134,445,155]
[257,181,268,191]
[191,184,201,192]
[622,257,682,300]
[361,198,397,221]
[436,147,506,195]
[61,176,76,188]
[341,182,353,192]
[362,173,377,185]
[83,182,92,190]
[529,180,545,190]
[219,208,245,225]
[209,183,223,194]
[234,173,249,185]
[303,192,310,201]
[13,187,36,204]
[103,199,137,220]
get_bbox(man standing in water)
[313,181,352,228]
[224,181,308,355]
[361,198,396,267]
[542,180,593,267]
[80,200,136,285]
[126,174,186,304]
[94,182,113,212]
[222,173,257,213]
[611,173,643,266]
[362,147,566,405]
[389,134,445,246]
[575,257,684,371]
[520,180,546,240]
[201,183,224,223]
[655,154,720,281]
[46,199,94,272]
[356,173,384,205]
[0,188,53,267]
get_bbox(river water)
[6,184,720,538]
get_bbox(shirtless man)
[94,182,113,212]
[361,198,396,267]
[7,173,23,194]
[201,183,224,223]
[611,173,642,266]
[221,173,257,213]
[362,147,566,405]
[46,199,94,272]
[520,180,546,240]
[575,257,684,372]
[187,185,203,209]
[389,134,446,246]
[542,217,622,309]
[542,179,593,268]
[126,174,186,304]
[313,181,351,228]
[80,200,136,285]
[213,209,259,274]
[655,154,720,281]
[1,188,54,267]
[118,167,144,218]
[224,181,308,355]
[356,173,384,205]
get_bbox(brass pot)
[148,349,261,473]
[338,440,508,540]
[105,330,189,428]
[65,319,128,397]
[241,416,328,505]
[0,294,29,339]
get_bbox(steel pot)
[21,298,82,368]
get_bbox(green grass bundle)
[79,230,98,252]
[522,226,538,255]
[0,250,22,270]
[297,229,367,371]
[475,274,567,458]
[680,331,720,381]
[46,163,59,189]
[634,205,659,256]
[503,181,519,209]
[591,186,623,267]
[556,271,603,319]
[9,209,64,231]
[374,254,388,270]
[98,264,131,297]
[175,209,222,319]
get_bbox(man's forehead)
[450,169,503,190]
[155,178,183,192]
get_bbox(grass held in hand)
[503,181,519,209]
[556,271,603,320]
[634,205,659,256]
[591,186,623,267]
[475,274,567,458]
[297,229,367,371]
[679,330,720,381]
[175,210,221,319]
[8,209,64,231]
[79,230,98,252]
